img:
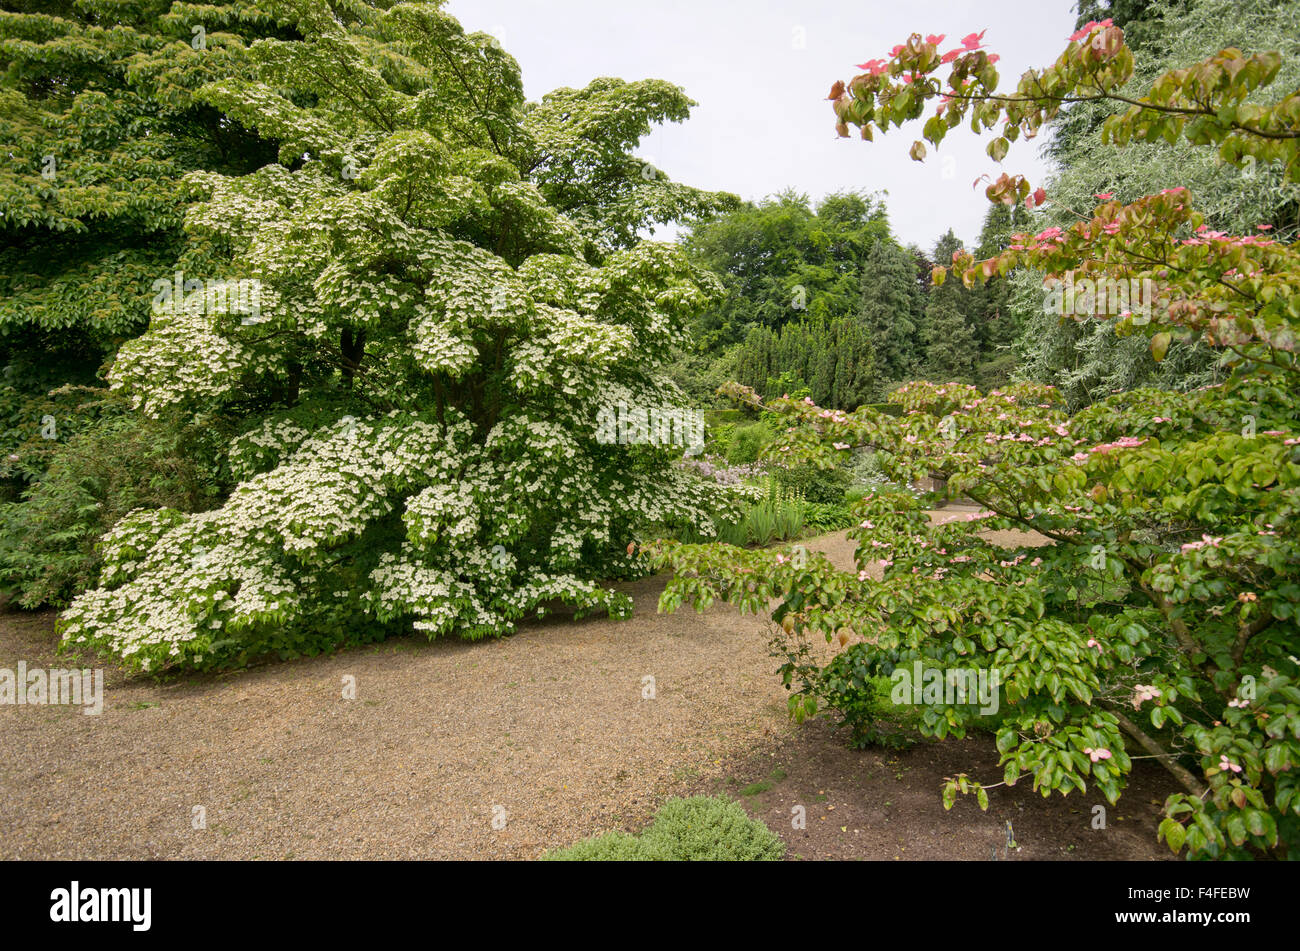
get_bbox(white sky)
[445,0,1079,253]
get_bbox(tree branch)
[1112,708,1207,797]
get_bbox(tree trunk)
[341,328,366,386]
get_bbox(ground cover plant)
[542,795,786,861]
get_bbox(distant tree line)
[679,191,1029,408]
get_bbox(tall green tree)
[0,0,293,492]
[732,315,873,409]
[923,230,978,383]
[0,0,295,353]
[857,237,924,392]
[522,77,740,255]
[682,190,891,350]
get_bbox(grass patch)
[740,766,788,797]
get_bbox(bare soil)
[692,718,1174,861]
[0,524,1176,860]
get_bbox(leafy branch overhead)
[828,20,1300,204]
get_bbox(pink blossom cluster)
[1089,436,1147,454]
[1181,224,1275,248]
[1069,18,1113,42]
[1132,684,1162,709]
[1181,534,1223,553]
[859,32,991,78]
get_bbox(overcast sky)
[445,0,1080,252]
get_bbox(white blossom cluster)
[60,508,303,670]
[63,15,736,670]
[228,417,314,481]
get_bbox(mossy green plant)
[543,795,785,861]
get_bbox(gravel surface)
[0,520,1048,860]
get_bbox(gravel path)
[0,519,1043,860]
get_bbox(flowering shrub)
[57,3,735,671]
[649,21,1300,858]
[677,454,768,490]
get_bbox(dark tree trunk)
[285,360,301,406]
[341,327,366,386]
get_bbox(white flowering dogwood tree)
[58,0,738,671]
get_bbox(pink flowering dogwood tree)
[647,20,1300,858]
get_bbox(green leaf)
[1226,814,1247,846]
[1159,817,1186,853]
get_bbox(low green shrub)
[706,421,736,456]
[781,641,1011,751]
[544,795,785,861]
[540,830,666,861]
[803,501,855,533]
[816,661,924,749]
[0,397,226,608]
[724,421,773,465]
[774,461,850,504]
